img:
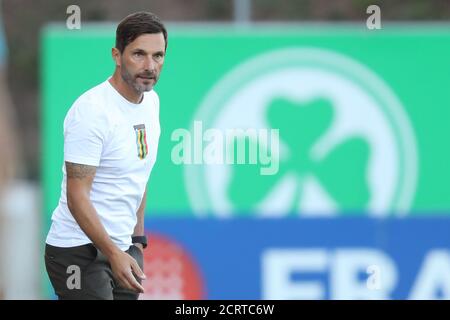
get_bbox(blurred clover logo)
[227,97,370,214]
[187,48,417,217]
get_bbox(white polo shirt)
[46,79,160,251]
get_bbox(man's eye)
[134,52,143,57]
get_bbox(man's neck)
[109,71,143,104]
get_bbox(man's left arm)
[133,187,147,252]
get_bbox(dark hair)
[115,11,167,53]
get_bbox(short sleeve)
[63,100,109,167]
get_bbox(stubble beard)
[120,64,153,94]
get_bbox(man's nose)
[143,56,156,71]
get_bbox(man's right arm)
[65,161,145,293]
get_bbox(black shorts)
[44,243,144,300]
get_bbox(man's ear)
[112,47,121,67]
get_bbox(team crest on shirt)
[133,124,148,160]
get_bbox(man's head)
[112,12,167,94]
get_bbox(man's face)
[119,33,166,93]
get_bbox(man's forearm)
[68,193,120,259]
[133,188,147,237]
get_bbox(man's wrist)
[132,235,147,249]
[102,243,123,260]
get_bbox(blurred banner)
[42,24,450,299]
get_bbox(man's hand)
[108,249,146,293]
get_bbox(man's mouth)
[137,75,155,80]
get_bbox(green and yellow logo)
[134,124,148,160]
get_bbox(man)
[44,11,166,300]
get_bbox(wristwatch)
[132,235,148,249]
